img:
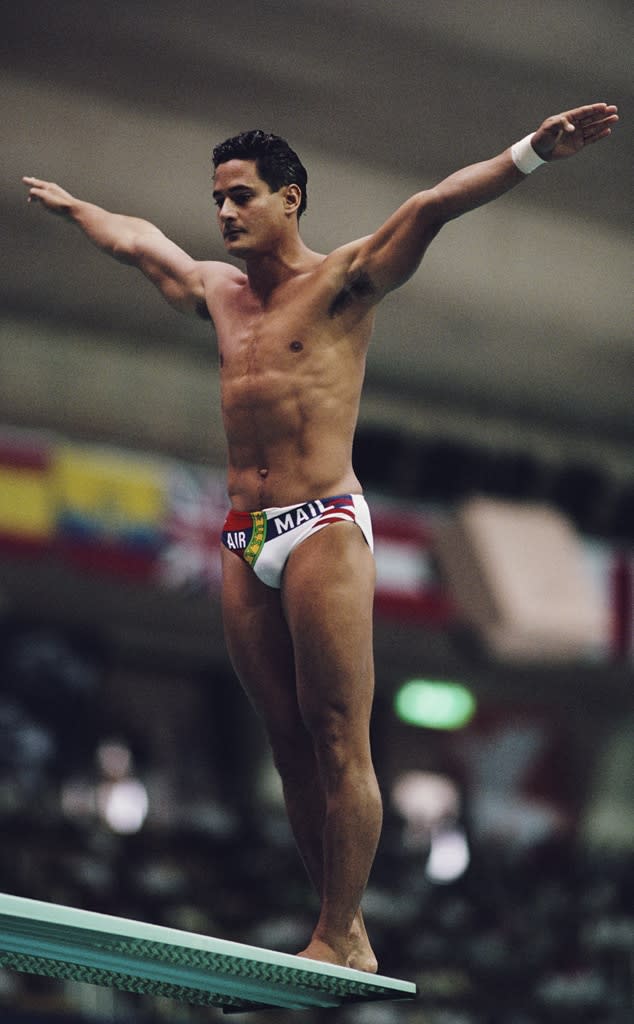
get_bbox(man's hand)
[23,177,76,216]
[531,103,618,161]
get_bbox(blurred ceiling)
[2,0,633,454]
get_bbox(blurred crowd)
[0,773,632,1024]
[0,612,632,1023]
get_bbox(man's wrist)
[65,197,84,223]
[511,134,547,175]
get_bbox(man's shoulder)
[189,261,244,321]
[305,237,368,291]
[322,237,370,270]
[199,260,245,284]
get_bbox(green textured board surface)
[0,894,416,1013]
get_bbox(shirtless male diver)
[23,102,618,971]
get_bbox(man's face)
[212,159,288,257]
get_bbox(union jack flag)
[157,467,227,590]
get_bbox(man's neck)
[244,236,321,302]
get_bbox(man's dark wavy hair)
[212,130,308,219]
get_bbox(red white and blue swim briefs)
[221,493,373,588]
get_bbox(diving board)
[0,894,417,1013]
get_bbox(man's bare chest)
[212,281,340,370]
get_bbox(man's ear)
[283,183,302,216]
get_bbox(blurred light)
[392,771,460,823]
[426,827,471,884]
[394,679,476,730]
[97,779,148,834]
[391,770,465,862]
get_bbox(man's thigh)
[221,546,299,735]
[281,523,376,739]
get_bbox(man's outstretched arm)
[22,177,210,317]
[346,103,619,301]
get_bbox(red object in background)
[372,503,455,627]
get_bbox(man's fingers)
[548,104,619,150]
[577,111,619,141]
[22,177,63,206]
[582,121,616,145]
[559,103,618,135]
[23,177,44,201]
[565,102,618,121]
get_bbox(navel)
[259,468,269,479]
[290,339,303,353]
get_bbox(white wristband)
[511,133,546,175]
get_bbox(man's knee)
[268,718,316,779]
[306,707,372,781]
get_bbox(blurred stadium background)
[1,2,633,1022]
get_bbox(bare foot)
[296,919,378,974]
[349,911,378,973]
[297,937,344,966]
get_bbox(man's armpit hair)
[328,269,376,317]
[196,298,211,320]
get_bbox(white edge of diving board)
[0,893,417,998]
